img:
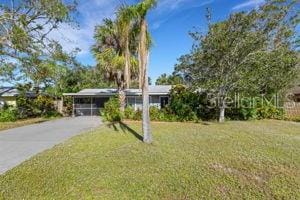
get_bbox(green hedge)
[102,97,178,122]
[0,108,18,122]
[101,86,285,122]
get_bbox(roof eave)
[63,92,170,96]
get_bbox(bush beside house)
[102,85,286,123]
[0,86,61,122]
[0,107,18,122]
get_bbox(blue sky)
[43,0,293,82]
[1,0,278,83]
[1,0,298,85]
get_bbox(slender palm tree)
[93,19,137,111]
[134,0,157,144]
[116,5,136,89]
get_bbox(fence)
[284,102,300,118]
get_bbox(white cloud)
[156,0,193,13]
[152,0,214,30]
[49,0,216,54]
[199,0,214,7]
[49,0,120,55]
[232,0,265,10]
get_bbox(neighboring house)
[0,87,36,108]
[63,85,172,116]
[284,86,300,118]
[291,86,300,102]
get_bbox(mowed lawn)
[0,120,300,199]
[0,118,50,131]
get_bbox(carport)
[73,96,109,116]
[63,89,117,116]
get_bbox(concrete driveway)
[0,117,102,175]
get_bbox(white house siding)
[126,95,162,111]
[150,96,161,108]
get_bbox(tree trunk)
[142,80,152,143]
[219,99,226,123]
[139,19,152,144]
[118,88,126,113]
[124,36,131,89]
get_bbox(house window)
[126,97,135,107]
[135,96,143,110]
[160,96,169,108]
[0,100,4,108]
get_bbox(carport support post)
[72,96,75,117]
[91,97,93,116]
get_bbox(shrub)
[34,95,56,117]
[16,83,37,119]
[42,110,62,118]
[288,116,300,122]
[123,106,178,122]
[133,109,142,121]
[0,108,18,122]
[168,85,205,121]
[63,96,73,116]
[16,96,37,119]
[149,106,161,121]
[102,97,123,122]
[227,98,285,120]
[124,106,135,119]
[256,104,285,120]
[149,106,178,122]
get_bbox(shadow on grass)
[107,121,143,142]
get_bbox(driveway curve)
[0,116,102,175]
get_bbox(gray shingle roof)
[63,85,172,96]
[0,87,37,97]
[0,87,19,97]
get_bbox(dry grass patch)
[0,118,52,131]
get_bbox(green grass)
[1,120,300,199]
[0,118,54,131]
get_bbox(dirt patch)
[210,163,265,185]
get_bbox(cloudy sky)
[52,0,269,82]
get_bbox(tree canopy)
[155,73,184,85]
[175,0,299,122]
[0,0,77,86]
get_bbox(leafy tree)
[0,0,77,86]
[46,64,112,96]
[155,73,184,85]
[175,0,299,122]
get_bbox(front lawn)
[0,120,299,199]
[0,118,52,131]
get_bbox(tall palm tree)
[134,0,157,144]
[116,5,136,89]
[93,19,137,111]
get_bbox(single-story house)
[63,85,172,116]
[0,87,36,108]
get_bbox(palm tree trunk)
[124,36,131,89]
[139,19,152,143]
[117,80,126,113]
[118,88,126,113]
[142,77,152,143]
